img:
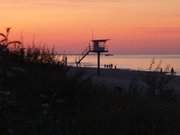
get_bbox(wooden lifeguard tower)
[76,39,109,75]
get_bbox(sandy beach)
[68,67,180,94]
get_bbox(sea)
[59,54,180,75]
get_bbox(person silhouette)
[171,67,175,75]
[160,68,163,73]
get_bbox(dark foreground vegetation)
[0,29,180,135]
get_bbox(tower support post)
[97,52,100,75]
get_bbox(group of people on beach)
[103,63,176,75]
[104,64,117,69]
[160,67,176,75]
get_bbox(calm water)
[60,55,180,75]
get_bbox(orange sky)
[0,0,180,54]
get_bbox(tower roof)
[91,39,110,43]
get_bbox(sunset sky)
[0,0,180,54]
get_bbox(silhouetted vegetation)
[0,29,180,135]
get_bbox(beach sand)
[68,67,180,94]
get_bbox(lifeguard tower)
[76,39,109,75]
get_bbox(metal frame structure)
[76,39,109,75]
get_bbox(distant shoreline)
[69,66,180,77]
